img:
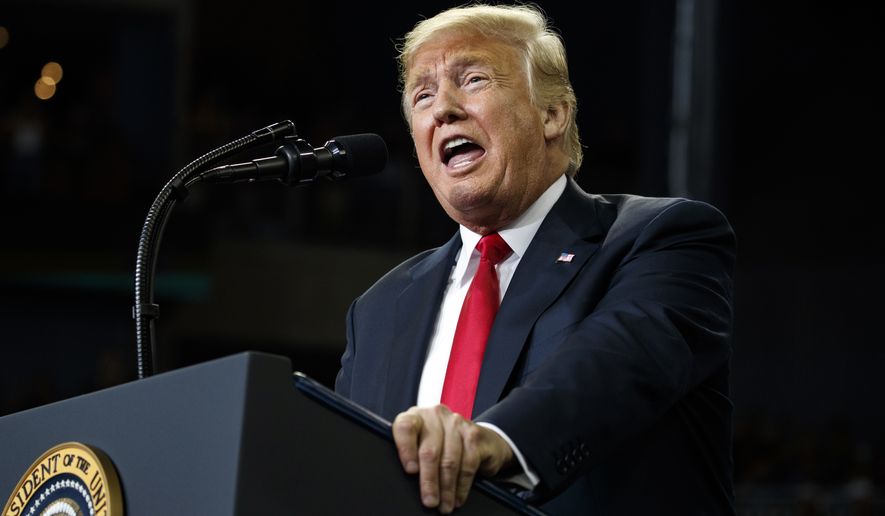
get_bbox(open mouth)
[442,137,486,168]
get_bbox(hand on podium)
[393,405,515,514]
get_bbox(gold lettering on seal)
[3,443,123,516]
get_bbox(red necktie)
[440,233,512,419]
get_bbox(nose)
[432,84,467,125]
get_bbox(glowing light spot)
[42,61,63,83]
[0,27,8,49]
[35,77,56,100]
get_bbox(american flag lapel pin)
[556,252,575,263]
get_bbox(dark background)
[1,1,883,512]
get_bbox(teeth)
[444,137,474,151]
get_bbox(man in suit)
[336,4,736,514]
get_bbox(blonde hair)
[397,3,582,170]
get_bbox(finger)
[455,422,483,508]
[417,408,445,508]
[438,413,465,513]
[392,411,423,474]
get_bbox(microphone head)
[328,133,388,178]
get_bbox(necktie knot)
[476,233,511,266]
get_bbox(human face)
[405,31,566,234]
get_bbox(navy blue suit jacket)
[336,178,737,515]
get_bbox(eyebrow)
[406,52,497,93]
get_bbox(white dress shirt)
[416,174,567,489]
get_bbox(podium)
[0,352,543,515]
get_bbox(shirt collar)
[453,174,567,279]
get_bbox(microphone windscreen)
[332,133,388,177]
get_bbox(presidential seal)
[3,442,123,516]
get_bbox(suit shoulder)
[591,193,732,235]
[592,193,720,217]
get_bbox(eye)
[414,91,433,107]
[462,73,490,91]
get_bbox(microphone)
[200,133,387,186]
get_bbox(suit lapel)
[381,234,461,417]
[473,179,607,415]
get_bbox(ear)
[543,100,570,142]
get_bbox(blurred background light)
[41,61,63,83]
[34,76,56,99]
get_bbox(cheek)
[411,122,434,161]
[414,110,436,135]
[485,98,537,136]
[504,107,545,149]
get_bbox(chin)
[445,183,494,212]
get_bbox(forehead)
[405,31,523,86]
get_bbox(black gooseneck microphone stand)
[132,120,297,379]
